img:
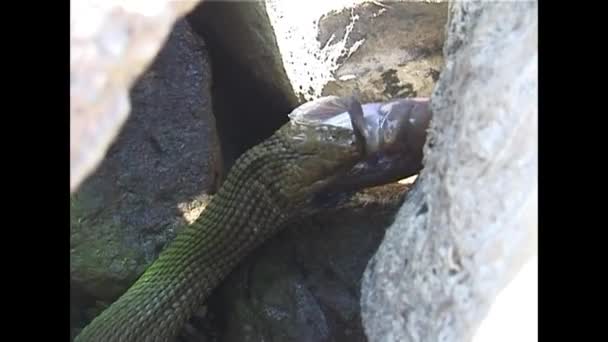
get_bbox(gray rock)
[360,1,538,341]
[319,1,447,102]
[70,19,220,338]
[70,0,203,192]
[266,0,447,102]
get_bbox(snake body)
[75,96,430,341]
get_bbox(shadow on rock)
[70,19,221,337]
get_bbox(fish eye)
[379,104,391,117]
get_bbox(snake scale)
[74,96,431,341]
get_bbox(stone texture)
[319,1,447,102]
[360,1,538,341]
[266,0,447,103]
[70,1,306,340]
[70,19,219,338]
[70,0,202,192]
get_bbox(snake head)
[278,94,431,205]
[276,96,364,203]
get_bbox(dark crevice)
[187,0,299,172]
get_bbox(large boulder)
[360,1,538,341]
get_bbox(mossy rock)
[70,197,145,300]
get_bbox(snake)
[74,95,431,341]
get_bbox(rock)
[318,1,447,102]
[187,0,299,169]
[266,0,447,102]
[70,19,220,338]
[360,1,538,342]
[199,184,410,342]
[70,0,203,192]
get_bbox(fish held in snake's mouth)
[288,95,432,194]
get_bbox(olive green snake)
[74,96,431,341]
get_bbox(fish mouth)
[289,95,432,193]
[330,97,431,193]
